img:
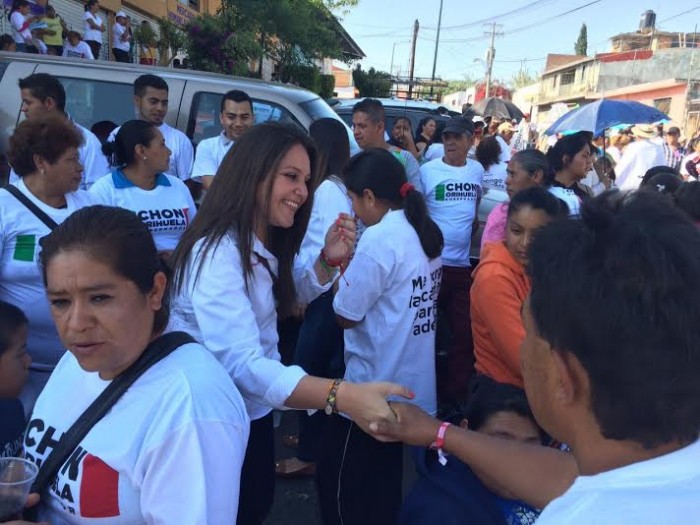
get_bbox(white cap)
[115,11,127,19]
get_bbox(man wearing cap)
[615,124,666,191]
[111,11,131,63]
[419,117,485,405]
[496,122,515,162]
[663,126,685,171]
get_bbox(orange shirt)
[471,241,530,388]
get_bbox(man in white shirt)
[495,121,514,162]
[15,73,108,189]
[108,74,194,186]
[351,98,421,188]
[111,11,131,63]
[615,124,666,190]
[192,89,254,189]
[420,116,484,404]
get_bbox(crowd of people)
[0,65,699,525]
[2,0,159,64]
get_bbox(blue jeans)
[294,290,345,462]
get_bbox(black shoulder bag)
[24,331,195,521]
[3,185,59,230]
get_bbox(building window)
[189,0,199,10]
[654,97,672,115]
[560,70,576,85]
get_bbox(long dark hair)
[102,120,158,168]
[544,132,592,185]
[39,206,171,335]
[342,148,443,259]
[415,116,436,142]
[475,135,501,171]
[309,118,350,180]
[84,0,98,12]
[171,123,318,317]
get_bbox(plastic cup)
[0,458,39,522]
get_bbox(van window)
[57,77,134,133]
[189,92,299,145]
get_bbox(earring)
[143,156,147,160]
[40,168,45,175]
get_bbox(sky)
[339,0,700,83]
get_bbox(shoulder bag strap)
[28,331,195,497]
[3,186,59,231]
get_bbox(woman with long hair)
[317,148,444,524]
[476,135,508,190]
[545,131,594,216]
[276,118,352,477]
[481,149,548,249]
[83,0,104,59]
[415,116,437,156]
[472,187,568,388]
[94,120,196,259]
[389,117,419,159]
[169,123,410,525]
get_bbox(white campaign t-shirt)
[537,439,700,524]
[10,11,31,44]
[549,185,582,217]
[482,161,508,190]
[62,41,94,60]
[169,233,330,420]
[83,11,103,42]
[496,134,512,162]
[108,123,194,182]
[25,343,249,525]
[0,180,95,370]
[111,22,130,52]
[191,132,233,182]
[89,170,196,252]
[333,210,441,416]
[420,158,484,267]
[423,143,444,162]
[293,177,352,301]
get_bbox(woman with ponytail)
[92,120,196,259]
[317,147,444,525]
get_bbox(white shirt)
[10,11,31,44]
[62,41,94,60]
[26,343,249,525]
[169,233,328,420]
[111,21,130,52]
[423,143,444,162]
[334,210,440,416]
[482,161,508,190]
[420,158,484,267]
[0,179,95,371]
[83,11,103,43]
[616,139,666,191]
[89,170,196,252]
[549,185,583,217]
[537,440,700,524]
[109,123,194,181]
[191,132,233,182]
[495,134,512,162]
[10,120,109,190]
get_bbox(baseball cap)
[116,11,127,19]
[442,117,474,136]
[667,126,681,135]
[498,122,515,133]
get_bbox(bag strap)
[3,186,59,231]
[29,331,195,495]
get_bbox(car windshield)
[300,97,361,155]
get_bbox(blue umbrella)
[544,99,670,136]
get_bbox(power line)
[659,5,700,24]
[439,0,558,31]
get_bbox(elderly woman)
[0,115,95,412]
[18,205,248,524]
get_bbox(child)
[317,147,444,524]
[400,376,543,525]
[0,300,31,458]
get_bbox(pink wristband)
[433,422,451,466]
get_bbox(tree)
[575,23,588,56]
[132,19,186,67]
[352,65,392,98]
[511,68,538,89]
[438,74,479,97]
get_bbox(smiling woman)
[0,115,95,414]
[21,205,249,524]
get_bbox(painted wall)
[605,83,687,125]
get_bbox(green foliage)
[132,19,186,67]
[184,11,261,75]
[319,74,336,98]
[437,74,479,96]
[511,68,538,89]
[575,23,588,56]
[282,64,320,91]
[352,65,392,98]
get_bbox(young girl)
[169,123,411,525]
[317,148,444,524]
[93,120,196,258]
[545,132,594,216]
[472,187,568,388]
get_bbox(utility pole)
[483,22,502,100]
[408,19,419,99]
[429,0,444,98]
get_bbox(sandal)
[275,457,316,478]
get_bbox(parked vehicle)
[0,52,357,185]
